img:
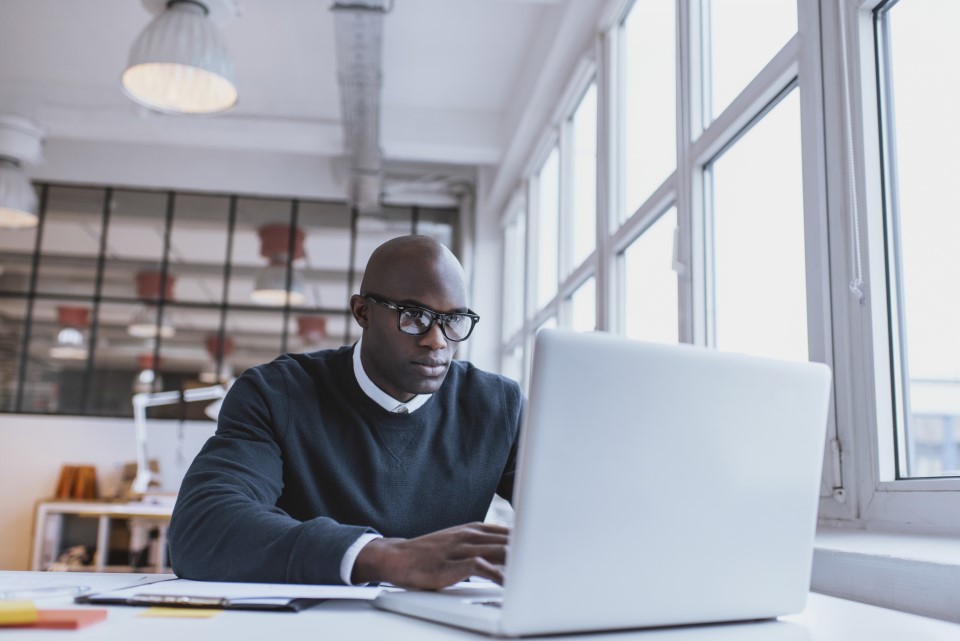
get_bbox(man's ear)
[349,294,369,329]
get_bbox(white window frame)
[818,0,960,533]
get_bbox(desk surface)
[2,572,958,640]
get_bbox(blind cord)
[838,0,866,304]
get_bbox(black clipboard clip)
[76,592,323,612]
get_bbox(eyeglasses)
[361,291,480,342]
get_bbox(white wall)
[0,414,215,571]
[33,138,349,201]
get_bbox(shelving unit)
[31,499,174,573]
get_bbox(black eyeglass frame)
[361,291,480,342]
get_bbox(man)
[168,235,523,589]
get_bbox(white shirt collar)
[352,337,431,414]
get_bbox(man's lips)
[411,361,447,377]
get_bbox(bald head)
[350,235,471,401]
[359,235,466,304]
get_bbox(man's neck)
[352,336,431,413]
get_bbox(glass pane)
[622,0,676,219]
[225,309,285,373]
[102,190,169,301]
[0,298,27,411]
[158,305,225,388]
[296,200,352,314]
[623,207,679,344]
[20,306,66,413]
[569,278,596,332]
[881,0,960,477]
[168,194,230,304]
[28,299,95,414]
[0,186,39,294]
[288,313,338,354]
[87,302,149,417]
[710,89,807,361]
[35,186,105,297]
[536,147,559,310]
[570,83,597,269]
[502,344,524,386]
[229,197,297,307]
[706,0,797,123]
[415,208,458,252]
[502,210,526,339]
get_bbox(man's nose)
[418,321,448,350]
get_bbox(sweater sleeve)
[167,363,374,584]
[496,379,525,504]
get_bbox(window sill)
[812,526,960,624]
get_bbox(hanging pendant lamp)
[122,0,240,115]
[128,271,176,338]
[0,115,44,229]
[49,306,90,360]
[251,225,307,306]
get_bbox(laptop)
[374,329,832,637]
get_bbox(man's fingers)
[445,522,509,537]
[451,523,509,545]
[468,557,505,585]
[470,522,510,535]
[452,543,507,565]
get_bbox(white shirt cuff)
[340,533,383,586]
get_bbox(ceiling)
[0,0,568,172]
[0,0,585,395]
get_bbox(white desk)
[1,572,958,640]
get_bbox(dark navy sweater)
[167,345,523,585]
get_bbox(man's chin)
[406,371,449,395]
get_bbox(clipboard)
[76,578,382,612]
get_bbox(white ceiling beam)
[31,139,349,201]
[382,105,502,165]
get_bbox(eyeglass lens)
[399,308,472,341]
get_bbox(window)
[568,277,596,333]
[703,0,797,123]
[621,207,679,344]
[621,0,675,220]
[0,184,460,418]
[494,0,960,540]
[534,147,560,310]
[569,83,598,270]
[499,0,830,490]
[877,0,960,479]
[707,89,808,362]
[502,206,527,340]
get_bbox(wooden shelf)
[31,499,173,573]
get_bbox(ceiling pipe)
[331,0,390,213]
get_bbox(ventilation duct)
[331,1,389,213]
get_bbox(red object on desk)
[12,609,107,630]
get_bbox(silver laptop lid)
[500,330,832,636]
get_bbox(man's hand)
[351,522,509,590]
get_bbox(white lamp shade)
[0,159,38,228]
[199,358,233,384]
[133,367,163,394]
[49,326,88,360]
[122,1,238,114]
[128,306,176,338]
[251,265,306,306]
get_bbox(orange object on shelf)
[53,465,99,500]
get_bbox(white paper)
[91,577,383,603]
[0,571,170,600]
